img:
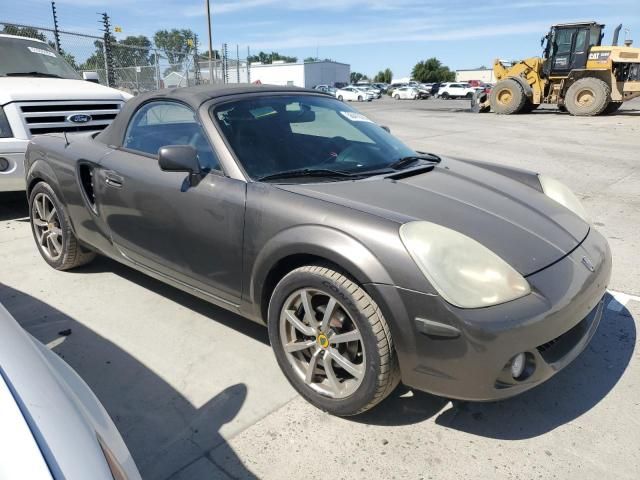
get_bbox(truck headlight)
[538,174,589,222]
[0,107,13,139]
[399,221,531,309]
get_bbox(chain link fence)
[1,21,251,94]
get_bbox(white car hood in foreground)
[0,77,129,105]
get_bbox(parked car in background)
[438,82,477,99]
[314,85,337,95]
[0,303,141,480]
[393,86,419,99]
[0,33,131,192]
[372,82,389,93]
[415,85,432,99]
[357,85,382,98]
[336,86,373,101]
[25,84,612,417]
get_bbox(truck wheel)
[441,92,449,100]
[29,182,96,270]
[490,79,526,114]
[268,265,400,416]
[601,102,623,115]
[564,77,611,116]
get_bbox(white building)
[250,60,350,88]
[456,68,496,83]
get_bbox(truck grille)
[18,101,123,136]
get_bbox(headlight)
[538,174,589,222]
[399,221,531,309]
[0,107,13,139]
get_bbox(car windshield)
[213,95,417,181]
[0,36,81,79]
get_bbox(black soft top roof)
[97,83,318,147]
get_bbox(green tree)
[118,35,153,66]
[411,57,455,83]
[247,51,297,64]
[153,29,196,66]
[373,68,392,83]
[350,72,368,83]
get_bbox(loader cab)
[542,22,604,77]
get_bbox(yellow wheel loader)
[474,22,640,116]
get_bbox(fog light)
[510,353,526,379]
[0,157,9,172]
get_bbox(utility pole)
[236,44,240,83]
[206,0,213,84]
[51,2,61,53]
[247,46,251,83]
[100,12,115,88]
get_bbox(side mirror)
[380,125,391,133]
[159,145,202,188]
[82,71,100,83]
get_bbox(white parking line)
[607,290,640,312]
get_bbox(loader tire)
[521,100,540,113]
[601,102,622,115]
[490,79,526,114]
[564,77,611,116]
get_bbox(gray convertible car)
[25,85,611,415]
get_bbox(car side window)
[124,101,220,171]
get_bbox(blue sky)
[3,0,639,78]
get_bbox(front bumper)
[0,139,28,192]
[367,227,612,401]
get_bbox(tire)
[490,79,526,114]
[29,182,96,270]
[601,102,623,115]
[558,104,567,112]
[564,77,611,116]
[357,96,363,102]
[268,265,400,416]
[338,95,343,101]
[394,94,400,100]
[465,92,473,99]
[441,92,449,100]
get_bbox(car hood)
[0,77,130,105]
[277,159,589,276]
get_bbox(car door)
[95,100,246,305]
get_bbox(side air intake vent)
[79,163,97,213]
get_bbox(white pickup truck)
[0,34,131,192]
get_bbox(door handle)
[104,170,124,188]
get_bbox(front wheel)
[357,95,363,102]
[268,266,400,416]
[440,92,450,100]
[29,182,96,270]
[394,94,400,100]
[338,95,343,101]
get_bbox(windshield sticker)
[27,46,57,58]
[340,111,374,123]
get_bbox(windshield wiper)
[5,71,63,78]
[388,153,441,170]
[257,168,359,182]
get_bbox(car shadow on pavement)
[71,255,270,346]
[0,284,258,480]
[0,192,29,221]
[351,294,635,439]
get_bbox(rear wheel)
[357,95,363,102]
[601,102,623,115]
[338,95,343,101]
[29,182,96,270]
[564,77,611,116]
[394,94,400,100]
[490,79,526,114]
[268,265,400,416]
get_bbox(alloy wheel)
[32,192,63,261]
[279,288,365,399]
